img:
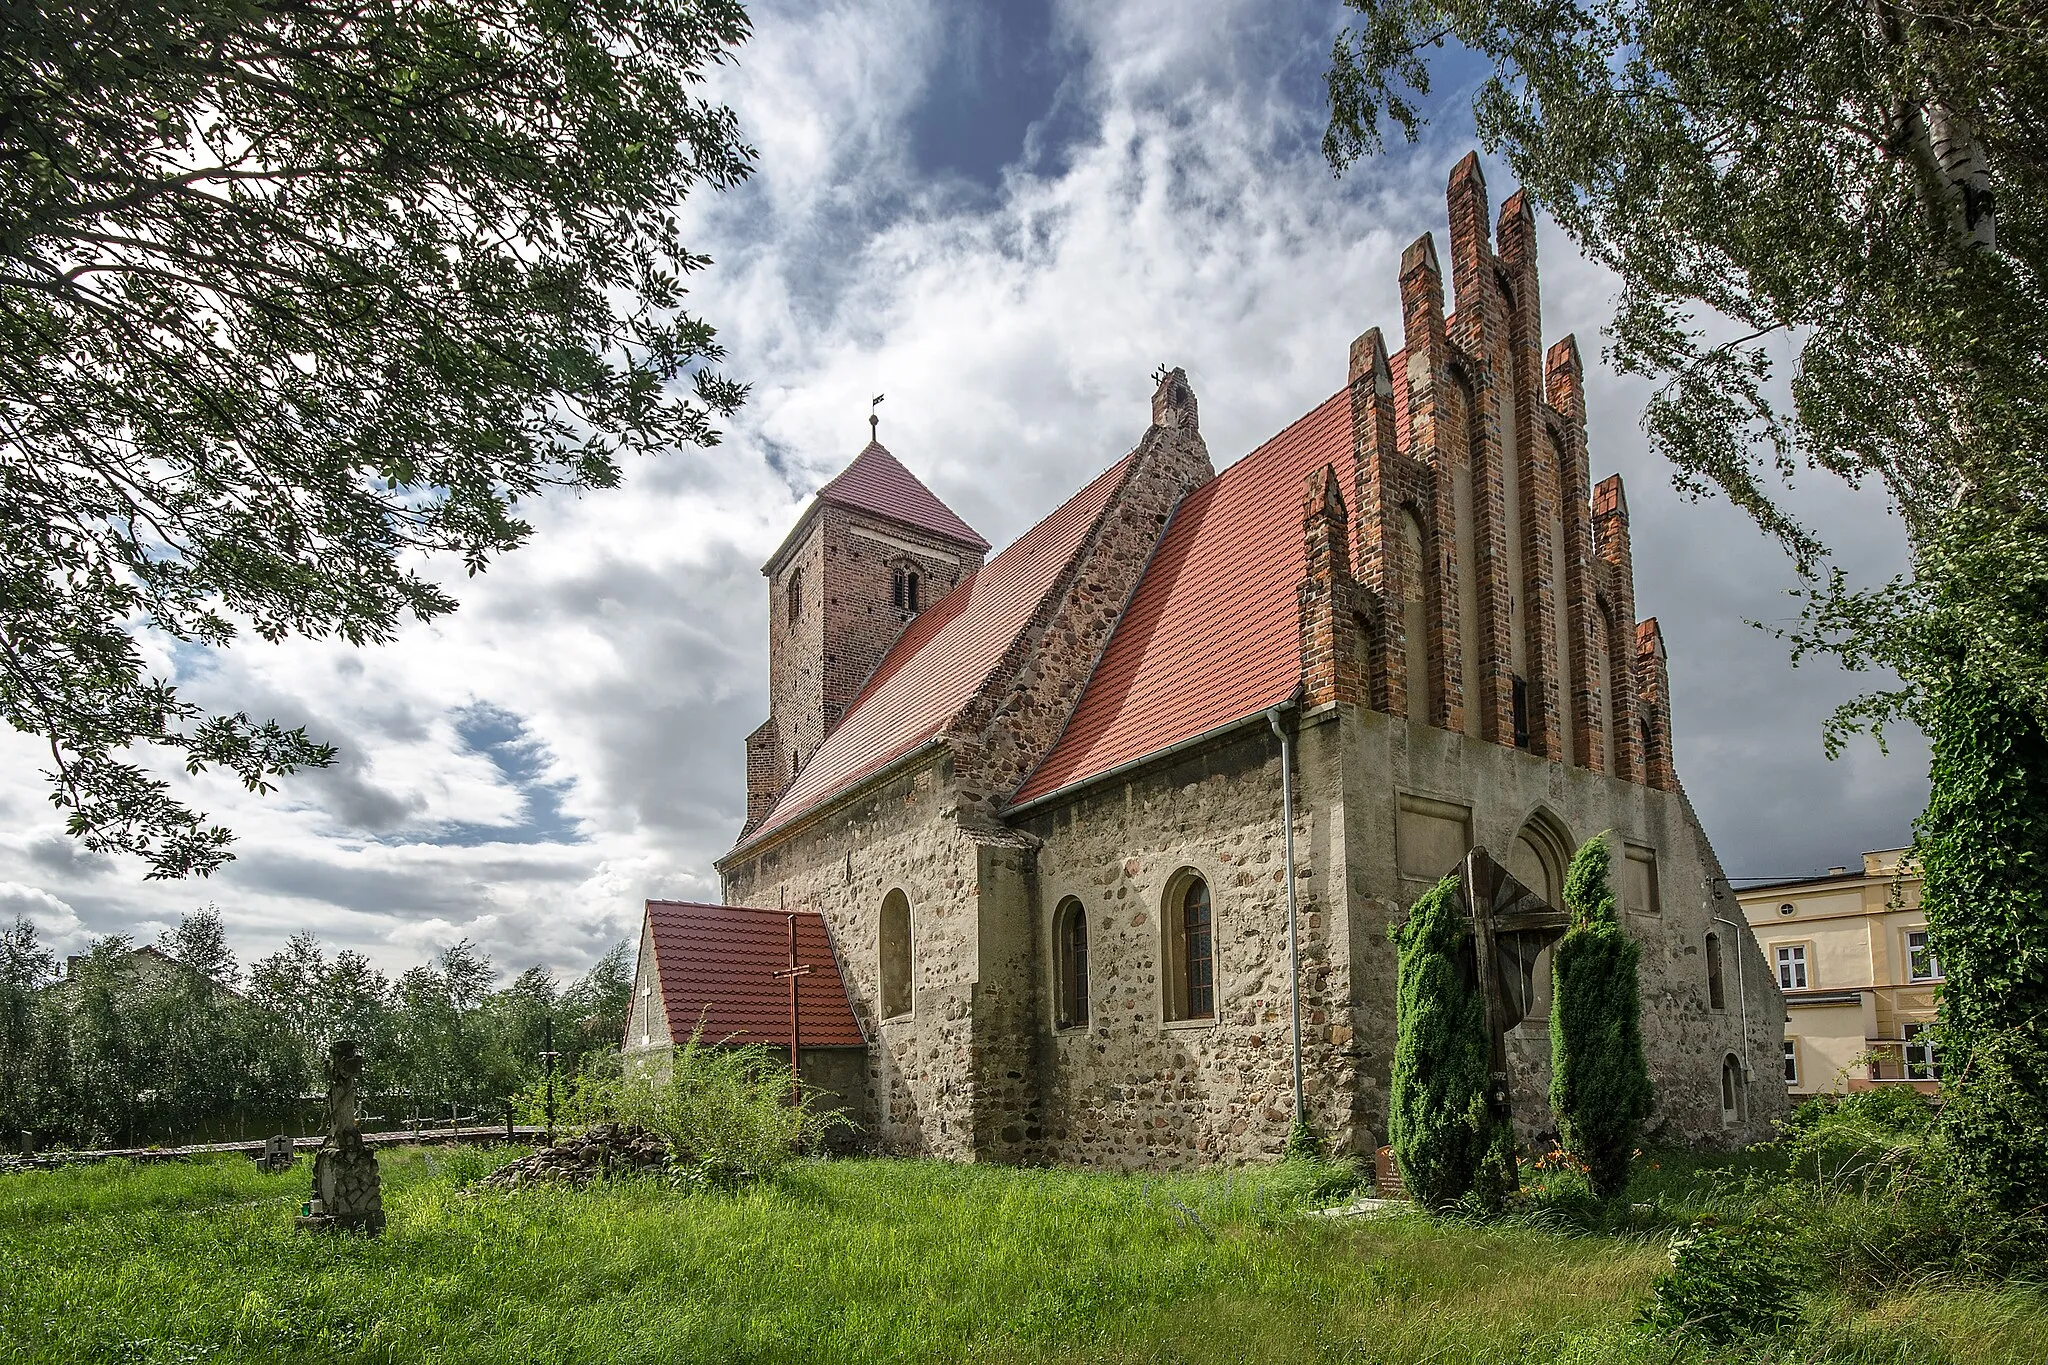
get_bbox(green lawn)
[0,1148,2041,1364]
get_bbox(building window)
[1903,1023,1940,1080]
[1906,929,1940,982]
[1511,674,1531,750]
[879,889,912,1020]
[1778,901,1796,916]
[1183,880,1214,1019]
[1706,933,1726,1010]
[787,569,803,625]
[1776,944,1808,991]
[892,564,922,615]
[1783,1037,1799,1086]
[1163,873,1216,1022]
[1055,898,1088,1029]
[1721,1054,1746,1125]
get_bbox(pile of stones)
[480,1124,673,1189]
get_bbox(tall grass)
[3,1151,2043,1363]
[519,1030,836,1181]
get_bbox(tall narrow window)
[1183,879,1214,1020]
[1903,1023,1940,1080]
[1906,930,1940,982]
[892,565,923,616]
[1706,933,1726,1010]
[1783,1038,1800,1086]
[1055,898,1088,1029]
[787,569,803,625]
[1511,675,1531,750]
[1775,944,1808,991]
[879,890,912,1020]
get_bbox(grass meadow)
[1,1147,2043,1364]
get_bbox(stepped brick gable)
[642,157,1788,1168]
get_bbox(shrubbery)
[1549,833,1653,1199]
[522,1025,837,1185]
[1389,874,1514,1210]
[1641,1221,1801,1344]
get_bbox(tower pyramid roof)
[814,441,989,552]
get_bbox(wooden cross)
[771,913,814,1101]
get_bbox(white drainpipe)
[1267,707,1304,1128]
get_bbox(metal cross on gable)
[770,913,813,1102]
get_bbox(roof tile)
[741,455,1133,846]
[1014,389,1353,803]
[646,901,863,1048]
[818,442,990,551]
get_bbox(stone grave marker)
[294,1039,385,1235]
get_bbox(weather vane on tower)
[869,393,884,443]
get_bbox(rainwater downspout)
[1267,707,1304,1128]
[1713,914,1751,1082]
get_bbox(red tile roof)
[741,455,1134,846]
[818,441,990,551]
[1013,388,1354,803]
[645,901,864,1047]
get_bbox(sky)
[0,0,1929,983]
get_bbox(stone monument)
[295,1039,385,1234]
[255,1133,296,1172]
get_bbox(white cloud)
[0,0,1927,980]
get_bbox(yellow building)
[1737,848,1941,1098]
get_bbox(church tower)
[744,429,988,834]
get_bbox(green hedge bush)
[1549,833,1653,1199]
[1390,874,1514,1210]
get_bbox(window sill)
[1161,1016,1217,1033]
[880,1013,913,1026]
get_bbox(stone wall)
[1336,702,1788,1148]
[749,502,982,834]
[722,750,990,1159]
[1016,715,1359,1168]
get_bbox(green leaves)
[1550,834,1653,1200]
[2,0,756,875]
[1389,874,1515,1210]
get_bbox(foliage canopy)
[1,0,755,876]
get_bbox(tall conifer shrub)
[1390,874,1513,1209]
[1549,833,1654,1199]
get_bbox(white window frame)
[1905,929,1940,983]
[1902,1022,1940,1080]
[1782,1037,1799,1087]
[1775,943,1808,991]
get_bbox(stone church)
[624,155,1788,1166]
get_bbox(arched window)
[879,890,912,1020]
[1721,1053,1746,1125]
[787,569,804,625]
[1507,811,1573,1020]
[1055,898,1089,1029]
[892,563,922,616]
[1163,874,1215,1022]
[1706,932,1727,1011]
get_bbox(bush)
[1641,1221,1801,1344]
[519,1027,838,1184]
[1549,833,1653,1199]
[1937,1026,2048,1259]
[1389,874,1514,1210]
